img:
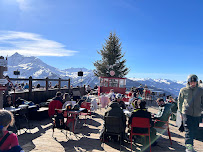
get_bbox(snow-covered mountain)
[4,52,185,96]
[5,52,99,86]
[128,78,186,96]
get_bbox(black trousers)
[182,114,200,145]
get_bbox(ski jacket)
[178,85,203,117]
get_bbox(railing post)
[58,78,61,90]
[46,77,49,91]
[68,78,71,94]
[0,56,4,109]
[29,76,33,100]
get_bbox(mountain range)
[4,52,186,97]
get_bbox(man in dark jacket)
[129,100,157,144]
[100,99,126,142]
[153,98,172,127]
[178,74,203,152]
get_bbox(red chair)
[80,101,92,124]
[154,114,172,145]
[63,111,76,133]
[130,117,151,152]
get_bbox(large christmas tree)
[93,32,129,78]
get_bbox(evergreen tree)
[93,32,129,78]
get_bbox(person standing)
[178,74,203,152]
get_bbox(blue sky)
[1,0,203,81]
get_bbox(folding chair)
[103,116,123,152]
[154,114,172,145]
[80,101,92,124]
[130,117,151,152]
[15,106,31,134]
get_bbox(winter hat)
[187,74,198,82]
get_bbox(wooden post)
[29,76,33,101]
[0,56,5,109]
[46,77,49,91]
[68,78,71,94]
[58,78,61,90]
[0,58,3,109]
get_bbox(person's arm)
[201,89,203,112]
[178,89,184,115]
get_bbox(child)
[0,110,23,152]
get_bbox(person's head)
[169,96,173,100]
[56,91,62,97]
[187,74,198,88]
[6,95,12,102]
[156,98,165,106]
[110,89,114,93]
[63,93,70,101]
[116,93,123,101]
[0,110,15,137]
[137,99,146,109]
[128,92,132,97]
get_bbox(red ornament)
[110,70,115,76]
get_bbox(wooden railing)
[5,76,73,103]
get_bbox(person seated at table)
[36,83,41,88]
[48,92,64,117]
[86,85,91,94]
[127,93,137,112]
[23,83,29,90]
[128,99,157,145]
[16,84,23,91]
[115,93,126,109]
[153,98,172,127]
[100,98,127,142]
[72,88,81,102]
[62,93,76,109]
[4,95,13,108]
[0,110,24,152]
[15,97,25,107]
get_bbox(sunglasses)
[188,77,198,82]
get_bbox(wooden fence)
[4,76,86,104]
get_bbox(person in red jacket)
[0,110,24,152]
[48,92,64,117]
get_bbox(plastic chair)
[80,101,92,124]
[154,114,172,145]
[103,116,123,152]
[63,111,77,133]
[130,117,151,152]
